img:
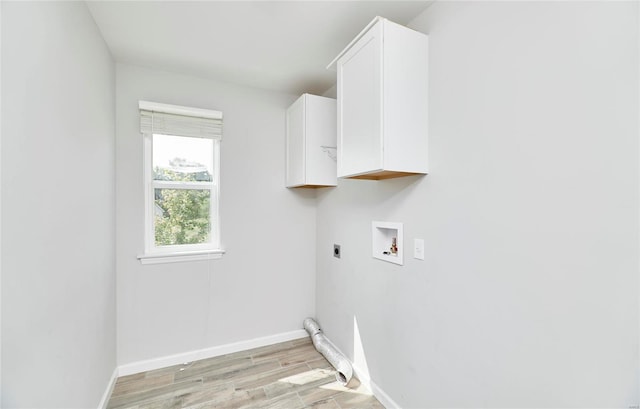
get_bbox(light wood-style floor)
[106,337,384,409]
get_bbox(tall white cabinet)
[329,17,428,180]
[286,94,337,188]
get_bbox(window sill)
[137,249,225,265]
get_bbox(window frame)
[137,102,224,264]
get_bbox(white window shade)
[139,101,223,140]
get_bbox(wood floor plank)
[332,390,381,409]
[116,372,145,384]
[112,374,175,397]
[178,381,234,407]
[244,341,298,360]
[239,391,305,409]
[136,396,183,409]
[278,345,324,367]
[233,362,311,391]
[312,379,378,409]
[263,367,335,399]
[305,398,341,409]
[201,358,281,386]
[251,341,316,364]
[174,355,253,382]
[107,378,203,409]
[307,357,333,370]
[298,381,343,406]
[139,363,193,380]
[184,387,267,409]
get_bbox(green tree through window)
[154,158,212,246]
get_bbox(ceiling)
[86,1,432,96]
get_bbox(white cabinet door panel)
[338,24,382,177]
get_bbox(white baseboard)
[98,367,119,409]
[353,364,401,409]
[118,329,308,377]
[323,336,401,409]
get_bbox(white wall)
[116,64,316,365]
[1,2,116,407]
[316,2,639,407]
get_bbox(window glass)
[154,188,211,246]
[152,134,214,182]
[151,133,216,249]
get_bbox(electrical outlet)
[334,244,341,258]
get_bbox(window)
[137,101,224,264]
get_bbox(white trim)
[139,100,222,120]
[97,367,119,409]
[323,336,402,409]
[0,0,3,401]
[143,133,153,254]
[153,180,214,190]
[118,329,308,377]
[354,365,401,409]
[138,249,225,265]
[327,16,384,70]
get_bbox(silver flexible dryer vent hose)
[303,317,353,385]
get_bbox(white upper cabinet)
[328,17,428,180]
[286,94,337,188]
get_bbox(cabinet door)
[337,21,383,177]
[285,98,305,187]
